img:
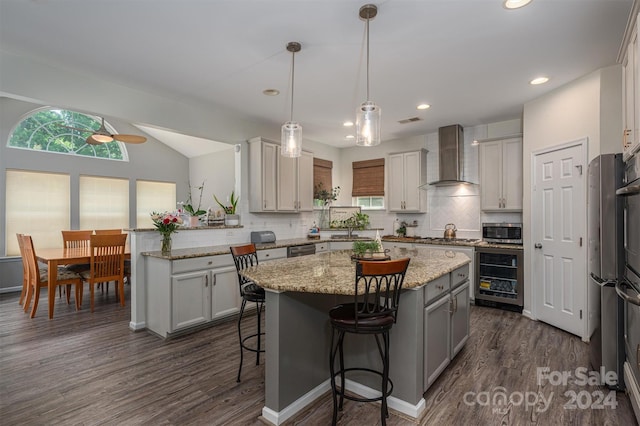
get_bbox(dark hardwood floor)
[0,286,636,425]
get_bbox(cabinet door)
[297,151,314,211]
[479,141,503,211]
[450,281,470,358]
[424,294,451,390]
[262,142,278,211]
[171,271,210,331]
[211,266,241,320]
[502,138,523,211]
[403,151,422,211]
[277,150,298,211]
[387,153,405,211]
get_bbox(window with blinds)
[5,170,70,255]
[136,180,177,228]
[80,176,129,231]
[352,158,385,196]
[313,158,333,196]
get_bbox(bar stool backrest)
[353,258,411,327]
[230,243,259,297]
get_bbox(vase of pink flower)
[150,211,183,255]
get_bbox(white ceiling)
[0,0,635,154]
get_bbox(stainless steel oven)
[616,151,640,422]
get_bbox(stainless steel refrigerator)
[588,153,624,390]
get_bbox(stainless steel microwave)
[482,223,523,244]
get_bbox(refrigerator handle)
[590,272,617,287]
[616,184,640,196]
[615,280,640,306]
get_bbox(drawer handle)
[208,261,213,265]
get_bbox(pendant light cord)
[365,16,370,102]
[290,50,295,122]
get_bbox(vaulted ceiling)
[0,0,635,152]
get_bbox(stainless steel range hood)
[428,124,474,186]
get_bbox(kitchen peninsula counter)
[240,247,471,425]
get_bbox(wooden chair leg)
[118,279,125,307]
[75,283,81,311]
[65,284,72,304]
[23,285,33,313]
[90,282,95,313]
[30,285,40,318]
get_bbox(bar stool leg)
[237,298,247,383]
[255,300,262,365]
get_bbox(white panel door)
[533,142,586,337]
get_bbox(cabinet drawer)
[451,264,469,288]
[425,274,450,306]
[258,247,287,262]
[172,254,233,274]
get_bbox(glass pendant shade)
[355,100,381,146]
[281,121,302,157]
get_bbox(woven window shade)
[352,158,385,197]
[313,158,333,195]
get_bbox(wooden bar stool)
[230,243,265,382]
[328,257,410,426]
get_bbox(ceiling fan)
[59,117,147,145]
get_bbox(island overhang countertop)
[241,246,470,295]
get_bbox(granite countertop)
[141,237,374,260]
[241,247,471,295]
[382,236,524,250]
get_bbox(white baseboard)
[624,362,640,424]
[261,379,331,425]
[128,321,146,331]
[522,309,534,320]
[260,377,425,425]
[0,286,21,294]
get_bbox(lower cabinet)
[423,265,470,391]
[211,266,241,320]
[171,270,211,331]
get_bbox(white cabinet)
[171,270,210,331]
[211,266,241,320]
[384,241,414,250]
[388,150,427,212]
[146,254,241,338]
[623,14,639,160]
[479,137,522,211]
[423,264,470,391]
[249,137,313,213]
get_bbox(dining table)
[36,245,130,319]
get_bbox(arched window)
[7,108,128,161]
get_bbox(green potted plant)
[183,181,207,226]
[352,240,382,259]
[314,184,340,228]
[214,190,240,225]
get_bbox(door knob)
[534,243,543,249]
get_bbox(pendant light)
[281,41,302,158]
[356,4,381,147]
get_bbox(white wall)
[522,65,623,316]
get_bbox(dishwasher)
[287,243,316,257]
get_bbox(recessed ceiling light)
[263,89,280,96]
[503,0,532,9]
[417,104,430,110]
[346,135,355,139]
[343,121,354,127]
[530,77,549,85]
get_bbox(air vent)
[398,117,422,124]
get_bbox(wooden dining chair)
[94,229,124,235]
[80,234,127,312]
[21,235,82,319]
[93,230,131,286]
[16,233,28,306]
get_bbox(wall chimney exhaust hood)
[426,124,475,186]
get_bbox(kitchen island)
[241,246,470,425]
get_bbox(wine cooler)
[475,246,524,311]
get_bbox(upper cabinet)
[248,137,313,213]
[622,13,639,161]
[388,149,427,213]
[479,137,522,212]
